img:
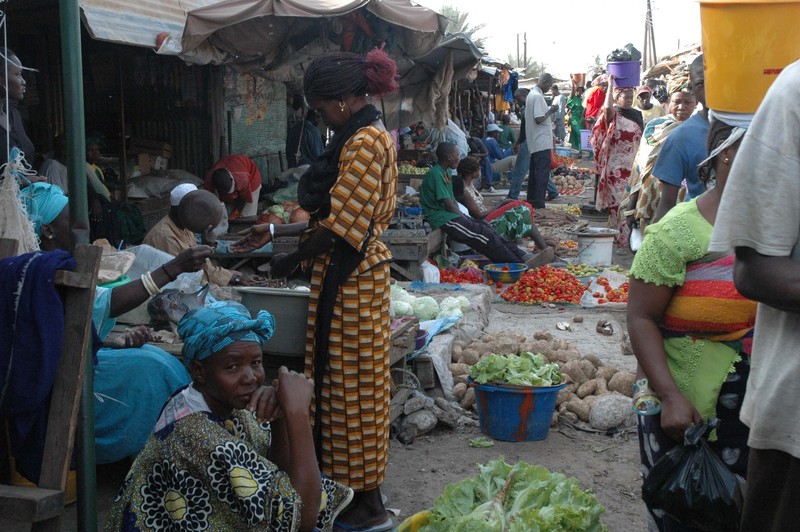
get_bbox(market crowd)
[0,27,799,531]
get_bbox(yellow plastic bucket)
[701,0,800,112]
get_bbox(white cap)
[486,123,502,133]
[170,183,198,206]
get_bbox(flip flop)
[333,516,394,532]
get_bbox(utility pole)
[523,33,528,75]
[643,0,657,70]
[517,34,520,67]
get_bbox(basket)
[472,381,566,441]
[484,262,527,283]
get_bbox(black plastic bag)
[642,419,746,531]
[607,44,642,62]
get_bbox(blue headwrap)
[19,182,69,235]
[178,301,275,364]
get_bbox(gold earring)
[723,158,730,163]
[339,101,346,112]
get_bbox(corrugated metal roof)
[80,0,220,48]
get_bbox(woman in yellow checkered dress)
[233,48,400,532]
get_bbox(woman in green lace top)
[627,115,757,530]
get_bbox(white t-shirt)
[709,59,800,459]
[525,86,554,154]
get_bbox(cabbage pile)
[390,286,470,321]
[423,458,607,531]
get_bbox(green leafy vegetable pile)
[423,458,607,531]
[469,352,564,387]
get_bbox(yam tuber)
[609,371,636,397]
[460,388,476,409]
[594,366,617,383]
[594,377,609,395]
[579,359,597,380]
[556,389,573,407]
[561,360,589,385]
[584,395,601,409]
[582,354,604,368]
[453,374,468,386]
[560,411,579,424]
[449,363,470,376]
[566,399,591,422]
[534,331,553,341]
[462,349,480,366]
[453,382,467,401]
[577,379,598,399]
[451,344,463,361]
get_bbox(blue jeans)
[528,149,552,209]
[509,142,558,200]
[508,141,530,199]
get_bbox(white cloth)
[525,86,554,154]
[709,59,800,460]
[441,119,469,159]
[224,184,261,218]
[40,158,69,194]
[170,183,198,206]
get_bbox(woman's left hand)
[269,253,299,278]
[124,325,150,348]
[248,385,283,423]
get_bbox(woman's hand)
[166,245,213,276]
[660,391,703,442]
[248,385,284,423]
[230,224,271,253]
[275,366,313,417]
[124,325,150,348]
[269,253,299,278]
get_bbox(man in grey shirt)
[525,73,559,208]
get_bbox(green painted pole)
[59,1,96,531]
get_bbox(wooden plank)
[37,244,101,509]
[53,270,95,289]
[0,486,64,522]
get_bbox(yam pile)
[449,331,636,427]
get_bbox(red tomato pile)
[439,268,483,284]
[501,265,586,304]
[591,277,630,304]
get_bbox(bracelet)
[161,265,176,282]
[269,223,275,239]
[141,271,162,297]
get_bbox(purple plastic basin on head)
[607,61,641,88]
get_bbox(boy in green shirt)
[420,143,552,267]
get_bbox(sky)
[416,0,702,79]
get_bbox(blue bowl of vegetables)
[484,263,527,284]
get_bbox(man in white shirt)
[709,59,800,529]
[525,73,559,208]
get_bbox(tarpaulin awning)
[169,0,482,129]
[79,0,220,48]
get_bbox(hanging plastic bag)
[642,419,746,531]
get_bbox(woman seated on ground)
[455,156,550,252]
[19,182,211,464]
[627,115,755,530]
[106,302,352,531]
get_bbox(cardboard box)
[129,137,172,159]
[137,153,169,175]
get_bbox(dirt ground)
[382,301,647,531]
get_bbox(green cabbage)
[423,458,607,531]
[456,295,471,311]
[390,285,416,304]
[412,296,440,321]
[469,352,563,387]
[394,301,414,317]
